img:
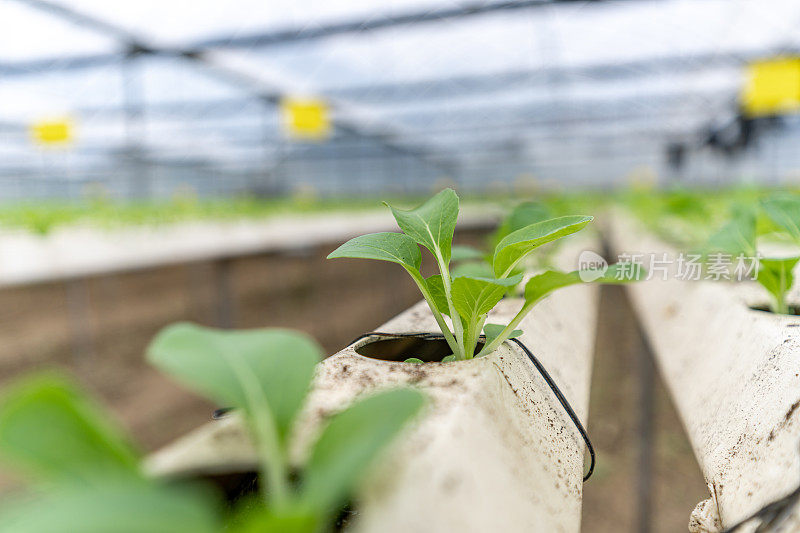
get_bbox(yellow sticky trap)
[31,117,74,145]
[742,57,800,117]
[281,97,330,140]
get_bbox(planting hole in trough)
[355,335,484,362]
[183,470,356,530]
[749,304,800,316]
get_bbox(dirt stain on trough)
[768,398,800,442]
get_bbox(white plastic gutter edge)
[0,207,497,288]
[605,212,800,533]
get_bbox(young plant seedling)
[761,194,800,314]
[0,327,425,533]
[704,201,800,315]
[147,324,425,528]
[328,189,644,361]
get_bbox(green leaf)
[450,245,484,262]
[524,264,646,306]
[451,275,523,323]
[425,274,450,316]
[147,323,322,444]
[327,232,421,272]
[703,206,756,256]
[493,215,593,277]
[451,261,494,279]
[483,324,522,347]
[0,374,139,484]
[524,270,582,305]
[404,358,424,364]
[492,202,553,247]
[441,355,457,363]
[757,257,799,314]
[387,189,459,263]
[231,504,318,533]
[301,388,425,513]
[762,195,800,243]
[0,481,220,533]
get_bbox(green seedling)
[328,189,644,361]
[704,201,800,315]
[0,326,425,533]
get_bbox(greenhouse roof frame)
[2,0,631,76]
[5,0,800,197]
[12,0,461,171]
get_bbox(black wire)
[212,331,596,482]
[212,407,232,419]
[349,331,596,481]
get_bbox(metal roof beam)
[10,0,452,170]
[1,0,631,76]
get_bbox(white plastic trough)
[0,208,497,287]
[606,213,800,533]
[146,239,601,532]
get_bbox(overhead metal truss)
[10,0,456,171]
[2,0,782,198]
[1,0,636,76]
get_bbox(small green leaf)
[327,232,422,272]
[231,505,318,533]
[703,206,756,256]
[492,202,553,247]
[524,264,645,306]
[524,270,582,306]
[425,274,450,316]
[0,481,220,533]
[762,195,800,243]
[450,245,484,262]
[404,358,424,364]
[451,261,494,279]
[483,324,522,347]
[451,275,522,323]
[147,323,322,444]
[493,216,593,277]
[301,388,425,513]
[0,374,139,484]
[440,355,457,363]
[757,257,799,314]
[387,189,459,263]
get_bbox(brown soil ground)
[582,284,708,532]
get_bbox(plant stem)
[252,407,288,507]
[471,315,487,357]
[775,290,789,315]
[434,252,466,359]
[409,270,461,356]
[476,300,535,357]
[775,265,790,315]
[223,349,288,507]
[462,319,475,360]
[777,297,789,315]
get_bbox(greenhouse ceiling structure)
[3,0,800,199]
